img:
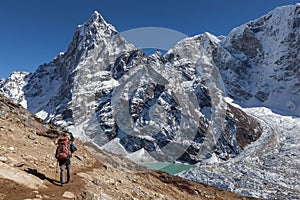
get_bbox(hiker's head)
[62,131,75,140]
[61,132,69,137]
[59,129,74,140]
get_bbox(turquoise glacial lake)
[141,162,195,175]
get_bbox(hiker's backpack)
[56,136,71,160]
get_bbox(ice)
[179,106,300,199]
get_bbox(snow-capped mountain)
[0,10,263,164]
[0,71,29,107]
[215,4,300,116]
[1,3,299,199]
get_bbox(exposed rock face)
[215,4,300,116]
[2,4,300,165]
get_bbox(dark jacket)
[69,140,76,154]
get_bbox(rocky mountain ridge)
[0,9,268,164]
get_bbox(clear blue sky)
[0,0,298,78]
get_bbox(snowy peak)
[87,11,106,25]
[0,11,136,128]
[0,71,30,107]
[62,10,134,62]
[165,32,220,66]
[77,10,117,38]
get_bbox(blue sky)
[0,0,298,78]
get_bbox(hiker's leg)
[66,159,71,183]
[59,161,65,185]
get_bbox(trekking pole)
[55,160,59,180]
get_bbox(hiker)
[55,131,77,186]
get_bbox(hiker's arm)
[70,142,77,153]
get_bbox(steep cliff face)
[24,11,135,125]
[214,4,300,116]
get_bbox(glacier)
[180,105,300,199]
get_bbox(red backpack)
[56,136,71,160]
